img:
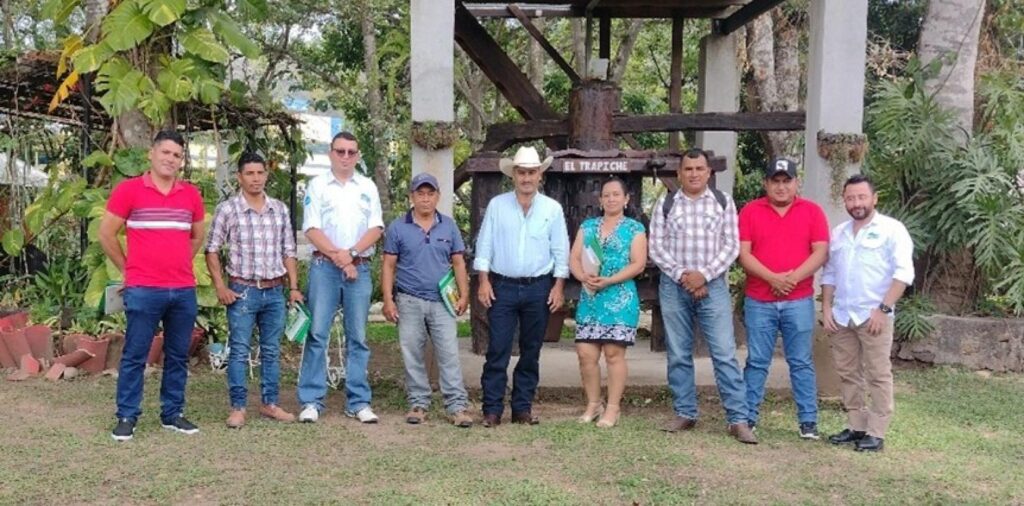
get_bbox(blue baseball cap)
[409,173,440,192]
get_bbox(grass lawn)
[1,333,1022,504]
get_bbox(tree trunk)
[358,0,392,216]
[83,0,107,43]
[527,18,546,91]
[744,9,802,160]
[607,20,645,84]
[918,0,985,142]
[571,18,587,74]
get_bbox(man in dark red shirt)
[738,158,829,440]
[98,130,206,442]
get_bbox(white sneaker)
[345,407,379,424]
[298,404,319,423]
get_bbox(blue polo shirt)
[383,210,466,301]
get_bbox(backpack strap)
[661,188,727,218]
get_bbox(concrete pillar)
[696,32,740,195]
[803,0,868,226]
[410,0,455,215]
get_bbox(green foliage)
[102,0,156,51]
[894,294,936,342]
[865,74,1024,315]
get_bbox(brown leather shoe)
[226,409,246,429]
[405,407,427,425]
[482,413,501,428]
[259,404,296,423]
[450,410,473,428]
[662,416,697,433]
[510,411,539,425]
[728,422,759,444]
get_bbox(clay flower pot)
[0,310,28,332]
[188,327,206,358]
[24,325,54,361]
[0,333,16,369]
[148,333,164,366]
[75,335,110,374]
[100,333,125,371]
[1,329,31,366]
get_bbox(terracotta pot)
[0,332,16,368]
[101,333,125,371]
[1,329,31,366]
[0,310,28,332]
[24,325,54,361]
[148,333,164,366]
[61,333,80,355]
[188,328,206,357]
[55,349,95,367]
[76,336,110,374]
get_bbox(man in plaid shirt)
[206,152,304,429]
[650,148,756,444]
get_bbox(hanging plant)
[817,130,868,202]
[411,121,460,151]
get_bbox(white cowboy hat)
[499,146,553,178]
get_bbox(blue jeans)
[396,293,468,414]
[297,258,372,413]
[481,276,553,417]
[743,296,818,425]
[226,282,286,408]
[660,275,748,424]
[116,287,198,422]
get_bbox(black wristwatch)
[878,303,893,314]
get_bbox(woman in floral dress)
[569,178,648,428]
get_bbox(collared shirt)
[649,187,739,283]
[206,193,296,280]
[473,191,570,278]
[739,196,830,301]
[821,212,915,326]
[383,210,465,301]
[301,171,384,255]
[106,172,204,288]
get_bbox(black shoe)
[161,415,200,435]
[855,435,884,452]
[798,422,820,440]
[111,418,136,442]
[828,428,867,445]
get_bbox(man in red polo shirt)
[98,130,206,442]
[738,158,829,440]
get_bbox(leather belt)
[312,251,369,265]
[230,276,284,289]
[489,272,552,286]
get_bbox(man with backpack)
[649,148,756,444]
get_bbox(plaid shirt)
[206,193,296,280]
[649,187,740,284]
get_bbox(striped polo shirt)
[106,172,205,288]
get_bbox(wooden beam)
[454,1,565,150]
[599,16,611,59]
[508,4,581,84]
[668,17,683,151]
[714,0,786,35]
[467,5,734,19]
[484,111,806,148]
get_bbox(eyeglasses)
[332,148,359,157]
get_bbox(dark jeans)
[115,287,198,422]
[480,275,553,417]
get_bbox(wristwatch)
[349,248,360,259]
[878,303,893,314]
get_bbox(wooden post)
[668,17,684,151]
[568,81,620,150]
[470,171,503,355]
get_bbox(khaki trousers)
[829,317,894,438]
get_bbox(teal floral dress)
[575,216,645,346]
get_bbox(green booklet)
[285,302,312,344]
[438,269,460,318]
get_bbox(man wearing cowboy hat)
[474,146,570,427]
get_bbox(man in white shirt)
[297,131,384,424]
[821,174,914,452]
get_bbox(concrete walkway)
[457,339,793,389]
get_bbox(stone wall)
[894,315,1024,372]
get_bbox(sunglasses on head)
[332,148,359,157]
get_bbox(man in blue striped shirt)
[474,146,570,427]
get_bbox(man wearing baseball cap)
[737,157,830,440]
[381,173,474,427]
